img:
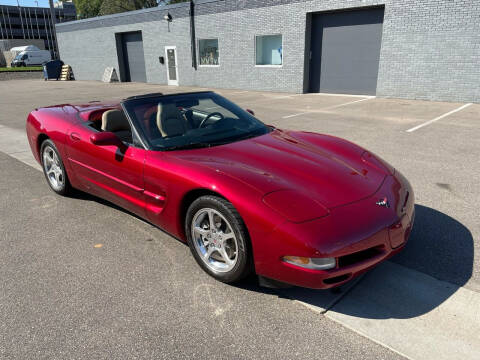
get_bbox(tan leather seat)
[156,103,191,137]
[101,109,132,143]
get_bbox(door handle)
[70,132,81,141]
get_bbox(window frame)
[197,38,220,67]
[254,34,283,68]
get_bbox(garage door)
[309,8,384,95]
[121,32,147,82]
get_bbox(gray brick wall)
[56,0,480,103]
[377,0,480,103]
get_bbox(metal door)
[309,8,384,95]
[121,31,147,82]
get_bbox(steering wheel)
[199,112,225,128]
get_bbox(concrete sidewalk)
[281,262,480,360]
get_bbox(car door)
[142,152,169,227]
[66,122,147,218]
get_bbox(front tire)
[186,195,253,283]
[40,139,71,196]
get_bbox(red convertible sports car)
[26,91,414,289]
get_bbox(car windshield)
[122,92,271,151]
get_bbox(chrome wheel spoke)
[44,151,53,166]
[204,246,215,260]
[207,209,216,230]
[193,226,209,237]
[221,231,235,241]
[55,170,62,184]
[219,247,233,265]
[52,151,59,165]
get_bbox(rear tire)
[40,139,72,196]
[185,195,253,283]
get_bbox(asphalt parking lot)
[0,80,479,359]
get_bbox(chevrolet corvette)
[26,91,414,289]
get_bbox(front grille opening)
[323,274,350,285]
[338,246,384,268]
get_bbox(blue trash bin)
[43,60,64,81]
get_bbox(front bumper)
[255,171,414,289]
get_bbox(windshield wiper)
[161,142,213,151]
[209,128,267,145]
[161,128,268,151]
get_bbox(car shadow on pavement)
[390,204,473,288]
[68,190,188,243]
[236,204,474,319]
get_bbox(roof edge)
[56,0,220,28]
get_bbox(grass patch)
[0,66,43,72]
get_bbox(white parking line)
[282,97,375,119]
[235,93,302,105]
[406,103,473,132]
[272,94,303,100]
[230,91,249,95]
[322,97,375,110]
[282,111,311,119]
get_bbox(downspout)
[190,0,197,70]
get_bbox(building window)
[198,39,219,66]
[255,35,282,66]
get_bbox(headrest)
[157,103,183,137]
[101,109,130,133]
[158,103,181,120]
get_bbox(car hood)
[173,129,387,209]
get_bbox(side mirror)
[246,109,255,116]
[90,132,125,149]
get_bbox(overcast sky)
[0,0,50,7]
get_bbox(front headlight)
[282,256,336,270]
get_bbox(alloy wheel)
[191,208,239,273]
[42,145,65,191]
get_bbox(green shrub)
[0,66,43,72]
